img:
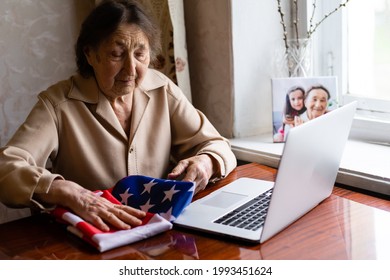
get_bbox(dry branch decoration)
[277,0,351,53]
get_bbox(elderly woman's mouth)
[117,78,136,85]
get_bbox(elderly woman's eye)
[135,52,146,60]
[111,51,124,58]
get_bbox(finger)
[182,168,197,182]
[86,212,111,232]
[105,205,147,229]
[168,160,188,178]
[119,205,146,218]
[79,199,118,232]
[182,168,208,193]
[97,209,137,231]
[83,198,145,231]
[101,210,132,230]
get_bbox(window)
[317,0,390,143]
[229,1,389,197]
[346,0,390,115]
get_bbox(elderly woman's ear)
[83,46,97,67]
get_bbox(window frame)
[313,0,390,143]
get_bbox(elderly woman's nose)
[314,100,323,107]
[123,54,136,76]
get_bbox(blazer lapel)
[96,94,128,141]
[71,75,128,141]
[129,88,149,144]
[128,69,166,144]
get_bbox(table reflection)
[136,232,199,259]
[257,195,390,260]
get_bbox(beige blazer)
[0,70,236,209]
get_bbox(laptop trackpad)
[201,191,248,209]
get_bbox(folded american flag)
[52,175,195,252]
[111,175,195,221]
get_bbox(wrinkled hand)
[39,180,146,232]
[168,154,217,193]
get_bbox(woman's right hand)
[37,179,146,232]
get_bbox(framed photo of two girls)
[271,76,338,143]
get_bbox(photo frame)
[271,76,338,143]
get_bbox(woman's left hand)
[168,154,217,193]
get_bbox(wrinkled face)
[289,89,304,111]
[85,23,150,100]
[305,88,329,119]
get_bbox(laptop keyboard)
[213,189,273,231]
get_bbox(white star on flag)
[140,199,155,212]
[118,188,132,204]
[162,185,180,203]
[141,180,158,195]
[159,208,173,221]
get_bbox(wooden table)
[1,163,390,260]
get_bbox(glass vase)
[274,38,313,77]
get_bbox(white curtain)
[167,0,192,102]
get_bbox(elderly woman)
[294,85,331,126]
[0,0,236,231]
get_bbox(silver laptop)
[174,102,357,243]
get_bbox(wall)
[231,0,282,138]
[184,0,284,138]
[0,0,94,223]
